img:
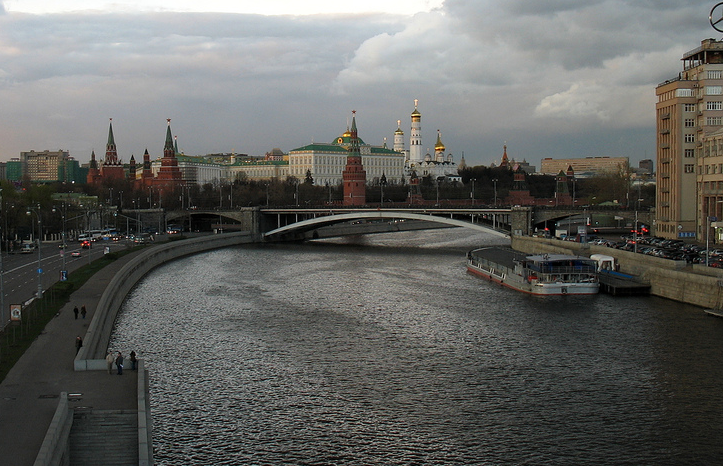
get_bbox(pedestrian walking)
[130,350,137,371]
[73,306,79,319]
[80,305,87,319]
[106,351,115,374]
[75,336,83,354]
[115,351,124,375]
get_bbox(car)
[81,240,91,249]
[71,251,82,257]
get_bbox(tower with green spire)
[153,119,184,194]
[99,118,126,181]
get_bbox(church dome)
[435,130,445,152]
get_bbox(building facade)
[656,38,723,241]
[20,150,82,183]
[540,156,629,177]
[288,121,405,186]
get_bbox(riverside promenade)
[0,247,141,466]
[0,231,258,466]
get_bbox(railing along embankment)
[75,231,258,369]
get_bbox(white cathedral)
[394,99,464,182]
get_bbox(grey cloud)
[0,2,717,167]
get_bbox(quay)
[0,232,257,466]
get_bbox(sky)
[0,0,718,168]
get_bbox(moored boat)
[467,247,599,295]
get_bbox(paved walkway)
[0,250,141,466]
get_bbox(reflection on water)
[110,229,723,465]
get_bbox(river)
[109,228,723,465]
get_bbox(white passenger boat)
[467,247,599,296]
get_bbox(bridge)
[260,208,516,241]
[138,205,651,242]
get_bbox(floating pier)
[598,272,651,296]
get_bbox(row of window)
[684,116,723,126]
[703,163,723,175]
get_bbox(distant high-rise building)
[20,150,74,182]
[6,159,21,182]
[656,38,723,241]
[639,159,654,174]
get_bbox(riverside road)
[0,239,138,466]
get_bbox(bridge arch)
[263,211,509,241]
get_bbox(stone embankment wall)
[75,232,258,369]
[512,236,723,309]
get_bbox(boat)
[466,247,599,295]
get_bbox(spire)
[164,119,174,157]
[105,118,119,165]
[500,143,509,168]
[174,135,179,155]
[349,110,360,155]
[107,118,115,147]
[89,150,98,169]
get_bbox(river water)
[109,229,723,465]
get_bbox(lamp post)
[26,205,42,299]
[471,178,476,205]
[493,178,498,206]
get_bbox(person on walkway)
[80,305,87,319]
[106,351,115,374]
[130,350,137,371]
[75,336,83,354]
[73,306,79,319]
[115,351,124,375]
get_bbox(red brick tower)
[86,150,102,185]
[342,111,366,206]
[153,119,184,193]
[128,154,137,181]
[100,118,126,181]
[140,148,154,187]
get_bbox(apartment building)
[656,38,723,241]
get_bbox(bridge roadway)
[163,206,650,242]
[260,207,516,241]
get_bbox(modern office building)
[656,38,723,241]
[19,150,82,183]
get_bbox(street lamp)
[471,178,476,205]
[26,205,42,299]
[492,178,498,206]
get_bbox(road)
[0,239,128,323]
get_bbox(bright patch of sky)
[4,0,445,15]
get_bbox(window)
[684,164,695,173]
[684,103,696,112]
[708,101,723,110]
[708,116,723,125]
[677,89,694,97]
[685,134,695,143]
[685,149,695,158]
[685,118,695,127]
[707,86,723,95]
[709,70,723,79]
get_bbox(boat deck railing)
[528,265,597,274]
